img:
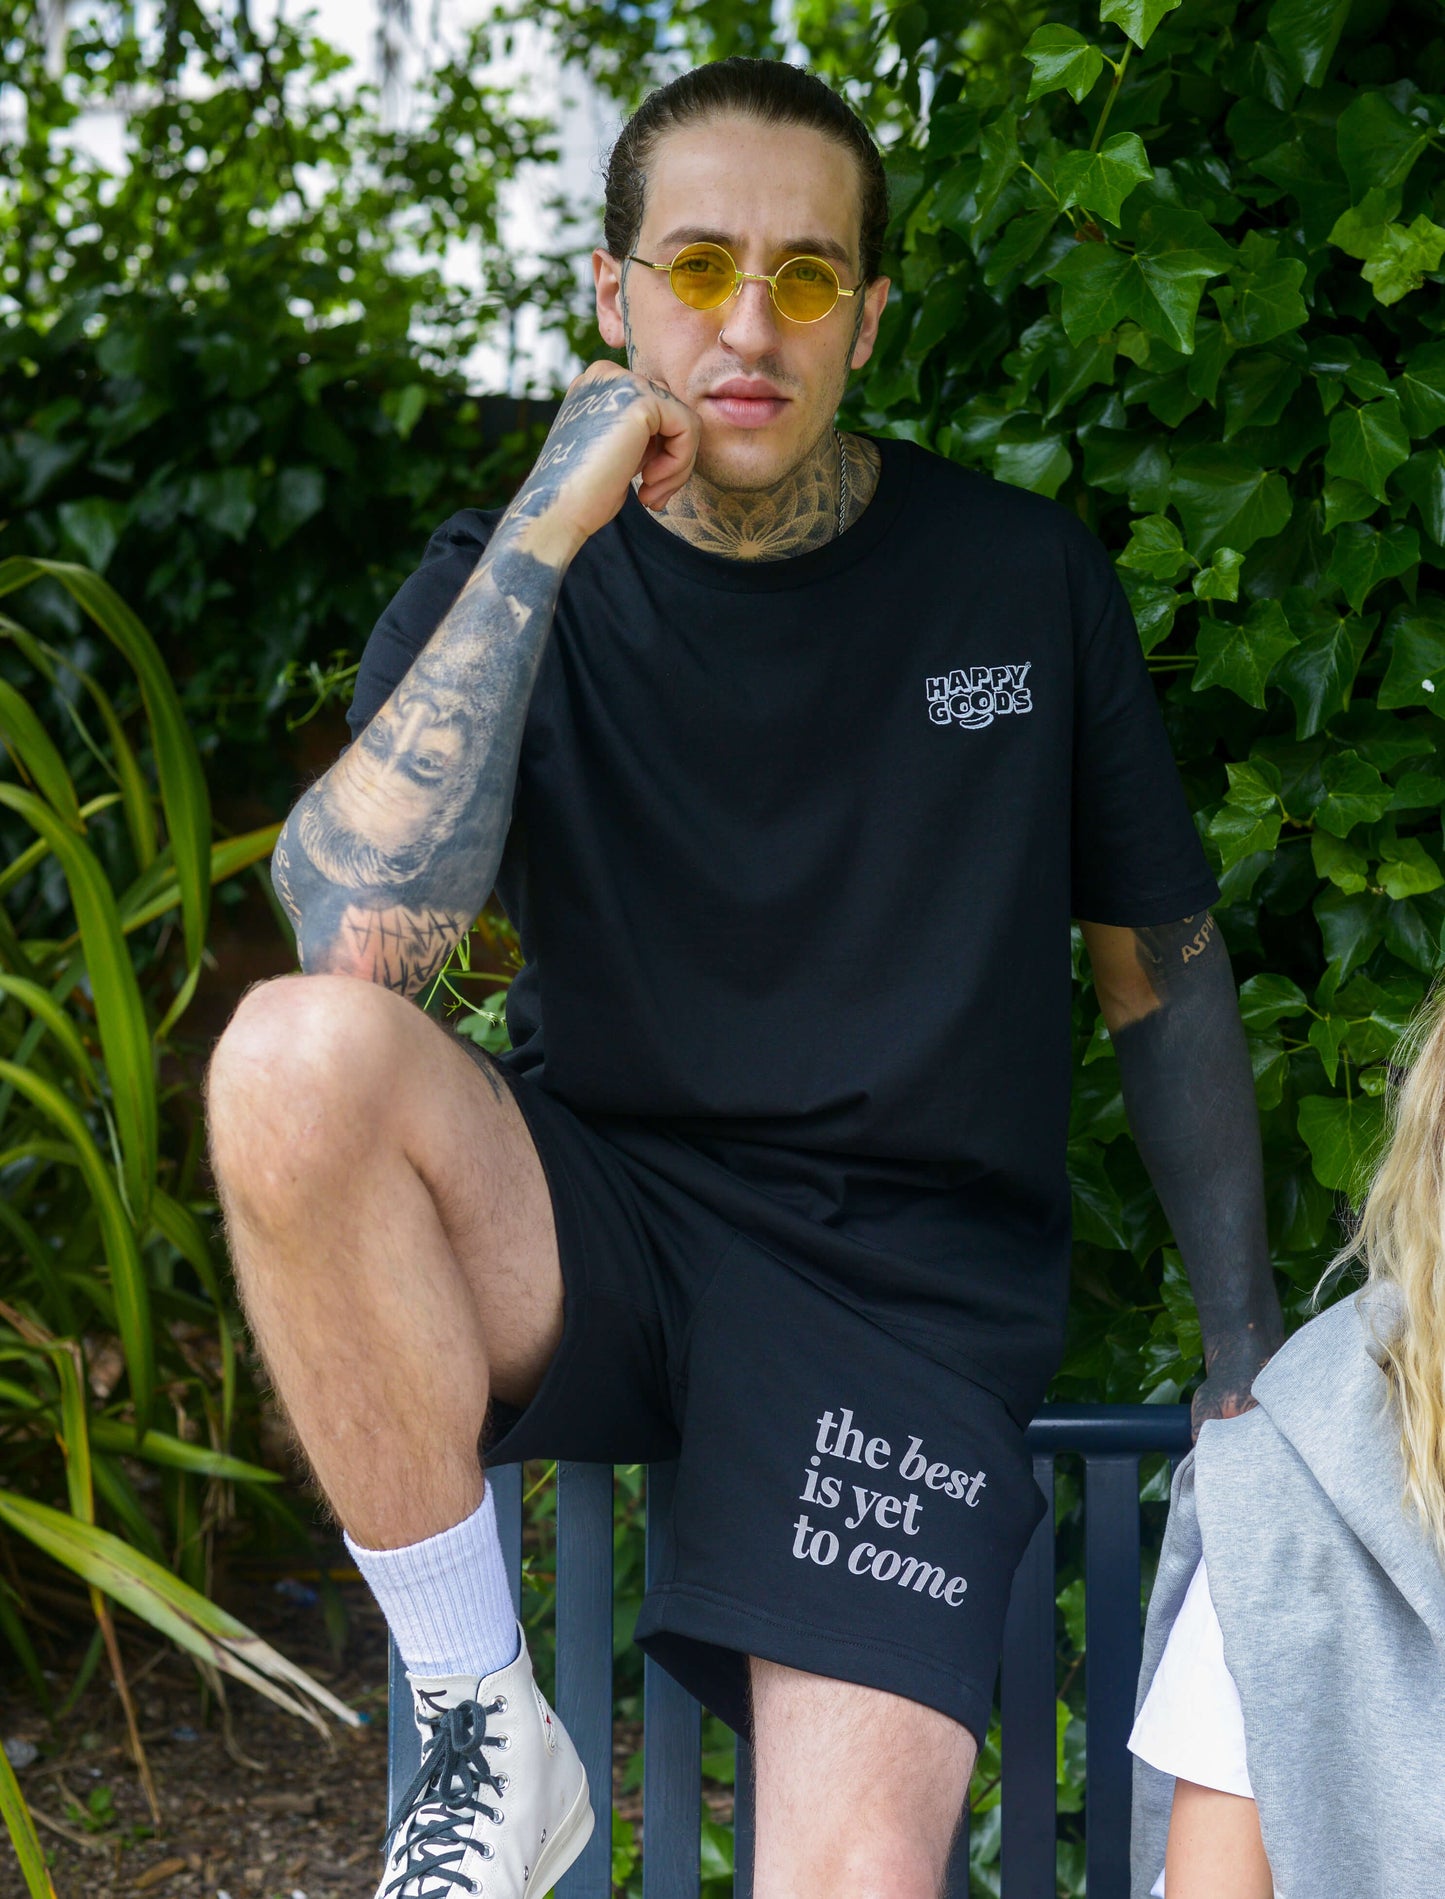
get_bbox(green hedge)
[817,0,1445,1404]
[0,2,553,811]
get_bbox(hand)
[511,361,701,551]
[1189,1334,1276,1443]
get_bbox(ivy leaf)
[1320,478,1377,534]
[258,465,326,549]
[982,209,1059,288]
[1397,342,1445,440]
[381,383,428,439]
[1237,972,1310,1028]
[1117,512,1190,582]
[1297,1094,1385,1198]
[1378,597,1445,717]
[1186,317,1231,403]
[186,467,257,541]
[1386,897,1442,974]
[1045,329,1118,418]
[57,497,129,574]
[975,112,1020,233]
[1049,240,1221,355]
[1099,0,1185,48]
[1210,257,1308,346]
[1377,834,1444,901]
[1209,803,1283,869]
[1323,705,1430,772]
[1336,91,1431,200]
[1118,571,1183,653]
[1395,450,1445,546]
[1324,520,1420,613]
[1069,1142,1130,1248]
[1389,770,1445,812]
[1084,430,1172,511]
[1313,749,1392,837]
[1127,203,1238,274]
[1192,597,1297,705]
[1193,546,1245,601]
[1342,359,1394,404]
[1308,1014,1345,1085]
[994,435,1074,498]
[1272,615,1372,738]
[1323,398,1410,502]
[1168,446,1292,557]
[1360,216,1445,307]
[1251,1035,1291,1112]
[1328,186,1403,261]
[1054,135,1153,227]
[1220,353,1303,443]
[1314,889,1387,980]
[1311,829,1370,894]
[1266,0,1352,87]
[1225,756,1284,814]
[1023,25,1104,102]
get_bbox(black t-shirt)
[346,435,1220,1420]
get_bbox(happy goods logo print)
[926,663,1033,729]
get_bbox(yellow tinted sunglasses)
[627,240,858,324]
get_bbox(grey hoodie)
[1130,1281,1445,1899]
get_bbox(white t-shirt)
[1128,1554,1261,1898]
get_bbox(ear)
[594,249,627,351]
[849,274,892,372]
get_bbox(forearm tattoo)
[1108,912,1286,1408]
[271,374,668,995]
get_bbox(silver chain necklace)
[834,427,849,539]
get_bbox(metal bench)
[387,1404,1192,1898]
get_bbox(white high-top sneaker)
[377,1627,592,1898]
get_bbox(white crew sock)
[344,1482,521,1681]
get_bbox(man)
[206,55,1284,1899]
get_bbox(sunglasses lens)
[774,256,840,321]
[668,243,736,310]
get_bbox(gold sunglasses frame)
[626,242,858,324]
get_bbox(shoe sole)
[523,1770,594,1897]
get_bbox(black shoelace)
[382,1696,508,1897]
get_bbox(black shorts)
[482,1064,1048,1748]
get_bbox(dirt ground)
[1,1568,668,1899]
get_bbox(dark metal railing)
[386,1403,1192,1898]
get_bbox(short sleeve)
[344,508,499,743]
[1128,1555,1254,1799]
[1068,528,1220,926]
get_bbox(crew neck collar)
[614,432,912,593]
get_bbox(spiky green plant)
[0,559,353,1893]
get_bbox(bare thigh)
[748,1659,978,1898]
[206,971,563,1407]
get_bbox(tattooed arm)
[272,363,699,994]
[1079,912,1287,1442]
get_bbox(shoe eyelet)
[495,1773,510,1793]
[495,1734,511,1750]
[491,1695,508,1713]
[480,1843,494,1859]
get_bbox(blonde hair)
[1316,974,1445,1566]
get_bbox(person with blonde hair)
[1129,974,1445,1897]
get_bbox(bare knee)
[750,1666,972,1899]
[205,973,416,1208]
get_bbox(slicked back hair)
[603,57,889,284]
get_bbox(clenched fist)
[511,362,702,552]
